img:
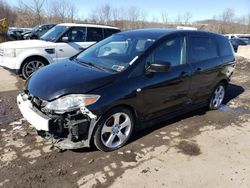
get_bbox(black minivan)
[17,29,235,151]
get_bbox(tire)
[30,35,38,39]
[22,58,46,79]
[209,82,226,110]
[94,107,135,152]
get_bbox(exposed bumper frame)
[17,93,99,150]
[53,107,98,150]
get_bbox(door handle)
[194,68,202,74]
[59,49,63,52]
[180,71,188,78]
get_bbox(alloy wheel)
[24,60,44,78]
[211,85,225,109]
[100,112,132,148]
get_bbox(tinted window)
[41,25,69,42]
[60,27,86,42]
[48,25,55,29]
[219,37,234,56]
[87,27,103,42]
[190,37,217,62]
[104,29,120,38]
[147,36,186,67]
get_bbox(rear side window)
[190,37,217,62]
[87,27,103,42]
[104,29,120,38]
[218,37,234,56]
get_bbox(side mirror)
[61,36,69,42]
[147,61,171,73]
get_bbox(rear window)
[104,29,120,38]
[87,27,103,42]
[218,37,234,56]
[190,37,217,62]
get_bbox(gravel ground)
[0,57,250,188]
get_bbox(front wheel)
[22,58,46,79]
[209,83,226,110]
[94,108,134,152]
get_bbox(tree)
[47,0,78,23]
[161,12,168,24]
[248,14,250,33]
[183,12,192,25]
[18,0,45,24]
[0,0,17,26]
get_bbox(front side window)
[87,27,103,42]
[59,27,86,42]
[190,37,217,62]
[146,36,186,67]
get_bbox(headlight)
[44,94,100,114]
[3,49,16,57]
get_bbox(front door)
[56,27,91,62]
[142,34,192,120]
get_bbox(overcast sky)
[8,0,250,21]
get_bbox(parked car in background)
[7,27,32,40]
[22,24,56,40]
[0,23,121,79]
[225,34,250,40]
[229,37,249,52]
[17,29,235,151]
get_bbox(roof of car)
[116,28,223,39]
[57,23,120,30]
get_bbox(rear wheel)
[22,58,46,79]
[94,107,134,152]
[209,83,226,110]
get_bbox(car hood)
[0,40,55,49]
[27,60,117,101]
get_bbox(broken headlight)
[44,94,100,114]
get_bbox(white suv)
[0,23,120,79]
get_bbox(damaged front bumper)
[17,93,98,150]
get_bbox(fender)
[16,48,56,69]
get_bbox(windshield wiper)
[75,58,110,72]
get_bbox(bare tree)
[161,12,168,24]
[47,0,78,23]
[175,13,182,24]
[221,8,235,23]
[18,0,45,24]
[0,0,17,26]
[248,14,250,33]
[183,12,192,25]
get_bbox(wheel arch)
[19,55,50,74]
[89,104,139,146]
[102,104,139,123]
[219,79,229,88]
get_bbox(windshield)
[76,34,155,72]
[239,38,250,44]
[41,25,69,42]
[235,39,247,45]
[32,25,39,32]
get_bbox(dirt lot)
[0,57,250,188]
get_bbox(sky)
[8,0,250,22]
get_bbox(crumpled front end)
[17,92,98,150]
